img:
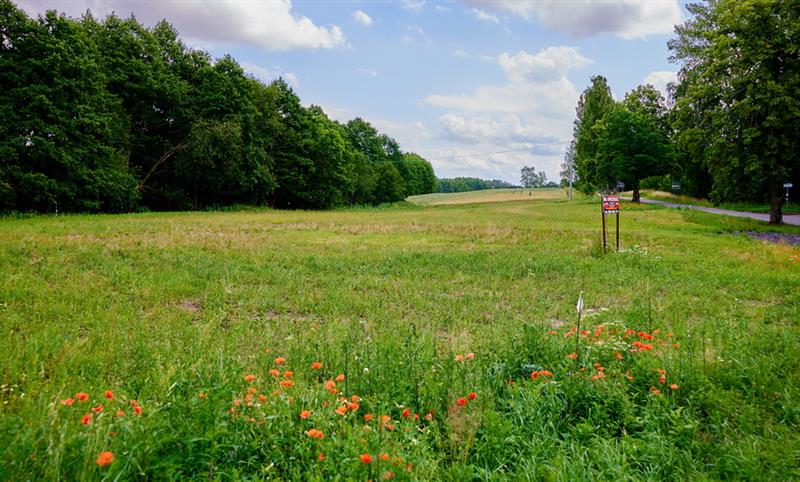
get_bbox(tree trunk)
[769,181,783,224]
[632,179,640,203]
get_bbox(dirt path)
[634,198,800,226]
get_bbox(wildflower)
[591,372,605,381]
[670,384,679,390]
[91,404,104,413]
[379,452,391,461]
[300,410,311,419]
[659,376,667,384]
[258,395,267,402]
[567,352,578,359]
[466,352,475,360]
[104,390,114,400]
[269,369,280,377]
[364,413,374,422]
[275,357,286,365]
[380,415,391,424]
[456,397,468,407]
[247,387,257,395]
[548,330,557,335]
[335,374,345,382]
[233,399,241,407]
[540,370,553,378]
[306,428,324,439]
[280,380,294,388]
[360,454,373,464]
[244,374,256,383]
[383,471,395,480]
[424,411,434,421]
[348,402,360,411]
[283,371,293,378]
[81,414,92,425]
[386,423,395,431]
[455,354,464,362]
[76,392,89,402]
[351,395,361,403]
[116,410,125,417]
[334,405,348,416]
[133,404,142,415]
[324,380,336,390]
[318,453,326,461]
[401,408,411,418]
[649,387,661,395]
[638,332,653,340]
[468,392,477,400]
[60,398,74,406]
[96,451,114,467]
[245,394,253,403]
[198,393,207,399]
[614,351,624,361]
[311,362,323,370]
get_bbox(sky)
[17,0,688,184]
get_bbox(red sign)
[602,195,620,214]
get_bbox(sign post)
[601,194,620,253]
[784,182,793,208]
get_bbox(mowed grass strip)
[0,196,798,480]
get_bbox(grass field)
[1,191,799,480]
[407,188,567,206]
[638,190,800,214]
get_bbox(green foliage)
[573,75,616,192]
[0,2,433,213]
[520,166,548,188]
[669,0,800,223]
[435,178,518,193]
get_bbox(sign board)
[602,195,620,214]
[616,181,625,190]
[672,182,681,189]
[784,183,793,188]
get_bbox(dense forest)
[564,0,799,223]
[0,2,436,213]
[435,177,518,193]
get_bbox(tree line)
[0,2,436,213]
[435,177,518,193]
[563,0,798,224]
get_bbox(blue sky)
[19,0,688,184]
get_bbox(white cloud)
[422,45,591,180]
[643,70,678,98]
[471,8,499,24]
[240,61,299,88]
[401,25,431,45]
[356,67,378,77]
[399,0,426,12]
[352,10,373,26]
[498,47,591,83]
[18,0,345,50]
[466,0,683,38]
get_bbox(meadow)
[1,190,799,480]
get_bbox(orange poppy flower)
[133,404,142,415]
[280,380,294,388]
[247,386,257,394]
[245,394,253,403]
[466,352,475,360]
[455,354,464,362]
[379,453,391,461]
[591,372,605,380]
[364,413,374,422]
[306,428,324,439]
[318,452,326,461]
[456,397,468,406]
[383,470,395,480]
[539,370,553,378]
[324,380,336,390]
[116,410,125,417]
[351,395,361,403]
[91,405,104,413]
[275,357,286,365]
[269,369,280,377]
[334,405,348,416]
[300,410,311,419]
[424,411,433,421]
[670,384,679,390]
[283,371,293,378]
[401,408,411,418]
[96,451,114,467]
[198,393,207,399]
[76,392,89,402]
[567,352,578,359]
[104,390,114,400]
[258,395,267,402]
[649,387,661,395]
[60,398,74,406]
[81,413,92,426]
[380,415,391,424]
[385,423,395,431]
[348,402,360,411]
[311,362,323,370]
[244,374,256,383]
[613,351,624,361]
[360,454,373,464]
[335,374,345,382]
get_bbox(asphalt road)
[633,198,800,226]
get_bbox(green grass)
[1,196,799,480]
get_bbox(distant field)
[1,198,799,480]
[408,188,567,206]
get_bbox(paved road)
[632,198,800,226]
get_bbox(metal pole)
[615,211,619,251]
[601,205,607,254]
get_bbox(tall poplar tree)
[573,75,616,192]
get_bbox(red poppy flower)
[280,380,294,388]
[379,453,391,461]
[364,413,374,422]
[103,390,114,400]
[96,451,114,467]
[468,392,477,400]
[283,371,293,378]
[318,452,326,461]
[456,397,468,406]
[567,352,578,359]
[244,374,256,383]
[466,352,475,360]
[360,454,373,464]
[311,362,322,369]
[60,398,74,406]
[300,410,311,419]
[116,410,125,417]
[334,405,347,416]
[306,428,324,439]
[81,413,92,426]
[670,384,679,390]
[91,404,104,413]
[401,408,411,418]
[275,357,286,365]
[133,404,142,415]
[335,374,345,382]
[75,392,89,402]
